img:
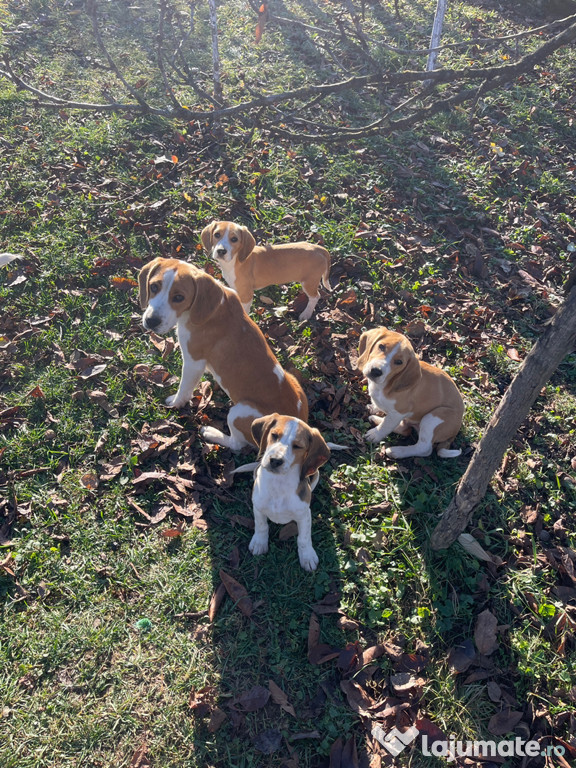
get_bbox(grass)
[1,0,576,766]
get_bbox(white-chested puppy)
[138,258,308,449]
[201,221,331,321]
[358,327,464,459]
[247,414,331,571]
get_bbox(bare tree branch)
[1,3,574,142]
[157,0,184,112]
[85,0,152,110]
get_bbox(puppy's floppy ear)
[201,222,217,253]
[138,257,163,309]
[237,226,256,263]
[390,343,422,392]
[251,413,278,454]
[187,269,224,325]
[301,427,330,481]
[357,328,387,371]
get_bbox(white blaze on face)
[212,226,235,262]
[262,418,299,474]
[143,268,178,334]
[362,341,401,386]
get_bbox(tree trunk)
[207,0,223,102]
[426,0,448,74]
[430,285,576,550]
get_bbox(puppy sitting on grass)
[358,327,464,459]
[235,413,331,572]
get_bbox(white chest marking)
[253,464,306,523]
[219,259,237,291]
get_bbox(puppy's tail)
[321,248,332,292]
[326,442,348,451]
[437,447,462,458]
[229,461,261,474]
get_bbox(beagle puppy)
[247,414,331,571]
[358,327,464,459]
[201,221,331,321]
[139,257,308,449]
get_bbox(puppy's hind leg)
[298,293,319,321]
[385,413,441,459]
[200,402,261,451]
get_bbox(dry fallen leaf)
[308,612,320,652]
[487,709,524,736]
[474,609,499,655]
[80,472,99,490]
[447,638,476,674]
[129,742,151,768]
[160,528,183,538]
[235,684,270,712]
[208,582,226,622]
[207,706,227,733]
[268,680,296,717]
[219,569,253,617]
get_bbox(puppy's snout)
[144,314,162,330]
[215,247,227,257]
[268,457,284,470]
[368,367,382,379]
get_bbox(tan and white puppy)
[201,221,331,321]
[139,257,308,449]
[358,327,464,459]
[247,414,330,571]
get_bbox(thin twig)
[157,0,184,111]
[85,0,152,110]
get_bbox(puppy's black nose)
[216,247,227,257]
[145,314,161,330]
[269,457,284,470]
[369,367,382,378]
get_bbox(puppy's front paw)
[385,446,402,459]
[298,547,319,572]
[249,533,269,556]
[165,394,188,409]
[365,427,384,443]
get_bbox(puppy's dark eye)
[378,343,386,352]
[271,433,280,442]
[150,283,160,294]
[214,232,221,239]
[394,359,403,366]
[230,236,238,243]
[293,443,303,450]
[173,294,185,303]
